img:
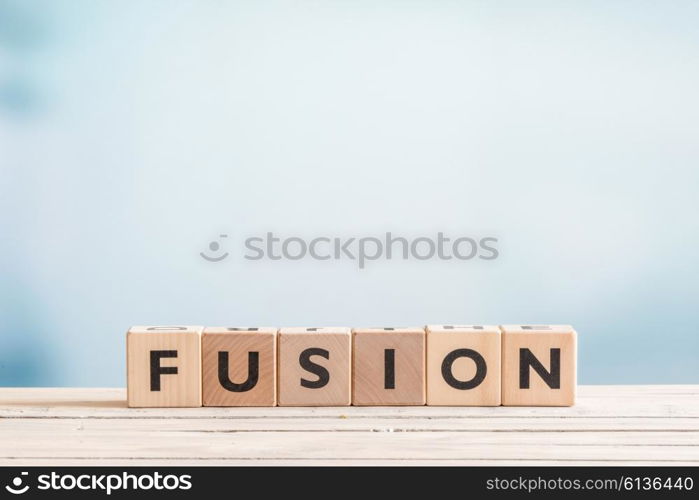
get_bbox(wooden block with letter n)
[501,324,577,406]
[426,324,501,406]
[126,325,203,408]
[277,327,351,406]
[352,327,426,406]
[202,327,277,407]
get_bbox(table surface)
[0,386,697,466]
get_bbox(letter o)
[282,237,307,260]
[441,348,487,389]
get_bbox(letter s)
[479,237,499,260]
[179,475,192,490]
[38,475,50,490]
[299,348,330,388]
[244,237,265,260]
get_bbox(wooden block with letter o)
[202,327,277,407]
[126,325,203,408]
[501,325,577,406]
[426,325,501,406]
[352,327,426,406]
[277,327,351,406]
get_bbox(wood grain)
[352,327,426,406]
[0,386,697,465]
[202,327,277,407]
[126,326,202,408]
[501,325,576,407]
[277,327,351,406]
[426,325,501,406]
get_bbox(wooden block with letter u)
[202,327,277,407]
[352,327,426,406]
[426,324,501,406]
[277,327,351,406]
[501,324,577,406]
[126,325,203,408]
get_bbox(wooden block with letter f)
[352,327,426,406]
[277,327,351,406]
[126,325,203,408]
[202,327,277,407]
[501,324,577,406]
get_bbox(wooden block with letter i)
[352,327,426,406]
[202,327,277,406]
[501,324,577,406]
[277,327,351,406]
[126,325,203,408]
[426,325,501,406]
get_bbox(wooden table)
[0,386,697,465]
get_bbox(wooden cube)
[277,327,351,406]
[352,327,425,406]
[426,325,501,406]
[126,325,203,408]
[501,324,577,406]
[202,327,277,407]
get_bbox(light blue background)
[1,0,698,386]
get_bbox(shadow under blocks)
[126,325,577,408]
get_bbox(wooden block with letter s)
[500,324,577,406]
[426,324,501,406]
[202,327,277,407]
[352,327,426,406]
[277,327,351,406]
[126,325,203,408]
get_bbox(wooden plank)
[1,417,698,431]
[2,458,698,466]
[1,432,697,461]
[2,425,697,447]
[2,384,697,402]
[0,386,697,465]
[1,387,698,419]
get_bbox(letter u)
[218,351,259,392]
